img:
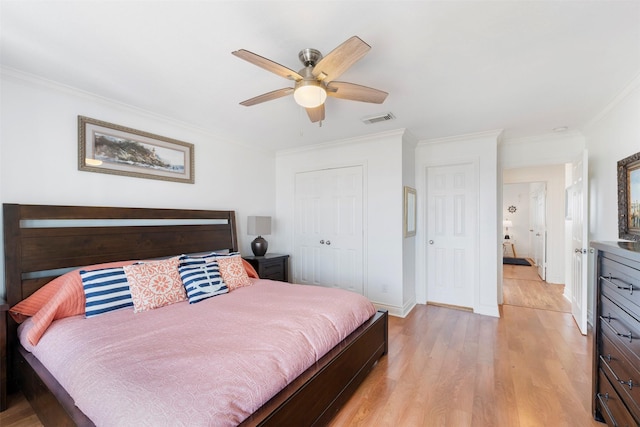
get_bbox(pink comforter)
[19,279,376,426]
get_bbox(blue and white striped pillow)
[80,267,134,318]
[178,251,239,267]
[178,254,229,303]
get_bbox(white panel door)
[571,150,589,335]
[293,166,364,294]
[426,163,476,308]
[530,185,547,280]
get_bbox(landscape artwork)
[78,116,194,183]
[618,151,640,241]
[628,164,640,231]
[93,132,186,174]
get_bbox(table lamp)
[503,219,513,240]
[247,216,271,256]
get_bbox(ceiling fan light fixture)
[293,81,327,108]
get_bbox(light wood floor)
[1,262,601,427]
[503,261,572,313]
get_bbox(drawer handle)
[600,275,634,295]
[600,355,638,390]
[621,378,636,390]
[599,354,613,365]
[600,315,634,343]
[596,393,617,425]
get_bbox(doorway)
[503,164,571,313]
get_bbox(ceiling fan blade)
[326,81,388,104]
[312,36,371,82]
[232,49,303,81]
[239,88,294,106]
[306,104,325,123]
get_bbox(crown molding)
[0,66,266,152]
[584,71,640,130]
[276,128,407,156]
[417,129,504,146]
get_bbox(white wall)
[503,165,566,284]
[0,70,276,299]
[501,132,585,169]
[416,130,501,318]
[275,129,414,316]
[584,76,640,242]
[583,75,640,324]
[402,131,418,313]
[502,183,531,257]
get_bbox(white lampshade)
[247,216,271,236]
[503,220,513,228]
[293,82,327,108]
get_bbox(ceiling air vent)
[361,112,395,125]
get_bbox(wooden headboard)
[3,203,238,308]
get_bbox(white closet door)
[426,162,476,309]
[293,166,364,294]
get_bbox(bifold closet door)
[293,166,364,294]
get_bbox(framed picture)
[404,186,417,237]
[618,150,640,241]
[78,116,194,183]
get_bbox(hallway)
[503,259,571,313]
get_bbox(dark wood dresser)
[591,241,640,426]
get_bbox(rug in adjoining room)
[503,257,532,266]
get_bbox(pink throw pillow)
[217,256,252,290]
[124,257,186,313]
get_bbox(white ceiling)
[2,1,639,151]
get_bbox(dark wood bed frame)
[2,203,388,426]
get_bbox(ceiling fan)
[232,36,388,123]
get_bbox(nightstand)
[0,298,8,412]
[243,254,289,282]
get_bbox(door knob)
[326,240,331,245]
[429,240,434,245]
[320,240,324,244]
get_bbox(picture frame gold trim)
[78,116,194,184]
[618,150,640,241]
[404,186,417,238]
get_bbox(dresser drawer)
[600,256,640,317]
[261,261,284,280]
[600,295,640,364]
[243,254,289,282]
[597,368,638,427]
[599,332,640,421]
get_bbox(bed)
[2,203,388,426]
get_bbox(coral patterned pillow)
[216,255,252,290]
[123,257,186,313]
